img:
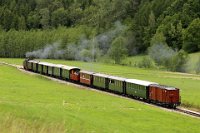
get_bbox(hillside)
[0,64,200,132]
[1,58,200,111]
[0,0,199,59]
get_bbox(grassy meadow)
[1,57,200,110]
[0,64,200,132]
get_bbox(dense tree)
[196,57,200,74]
[183,18,200,53]
[51,8,69,27]
[0,0,199,59]
[108,36,128,64]
[39,8,50,29]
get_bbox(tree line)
[0,0,199,59]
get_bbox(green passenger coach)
[38,62,44,74]
[93,73,109,90]
[29,60,39,72]
[46,63,55,76]
[38,62,54,75]
[53,64,64,77]
[125,79,158,99]
[108,76,126,94]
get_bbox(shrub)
[195,57,200,74]
[138,57,155,68]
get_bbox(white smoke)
[26,42,65,59]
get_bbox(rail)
[176,107,200,118]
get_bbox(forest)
[0,0,199,70]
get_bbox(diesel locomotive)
[23,59,181,108]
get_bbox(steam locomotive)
[23,59,181,108]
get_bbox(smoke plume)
[26,21,127,61]
[26,42,65,59]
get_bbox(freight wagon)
[149,85,180,107]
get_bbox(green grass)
[0,57,200,110]
[0,64,200,133]
[121,55,147,67]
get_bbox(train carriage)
[93,73,109,90]
[149,85,180,107]
[61,66,80,81]
[125,79,158,99]
[80,71,95,86]
[27,60,32,70]
[38,62,44,74]
[38,62,56,75]
[46,63,55,76]
[28,60,40,72]
[108,76,126,94]
[53,64,64,78]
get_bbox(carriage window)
[134,84,136,88]
[110,80,115,84]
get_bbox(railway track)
[1,61,200,119]
[175,107,200,118]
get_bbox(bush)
[169,50,188,72]
[195,57,200,74]
[138,57,155,68]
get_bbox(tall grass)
[0,114,66,133]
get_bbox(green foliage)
[195,57,200,74]
[0,0,199,59]
[0,26,95,58]
[170,50,188,72]
[150,32,167,46]
[138,57,155,68]
[108,36,128,64]
[51,8,69,27]
[183,18,200,53]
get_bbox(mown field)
[1,57,200,110]
[0,64,200,133]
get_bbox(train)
[23,59,181,108]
